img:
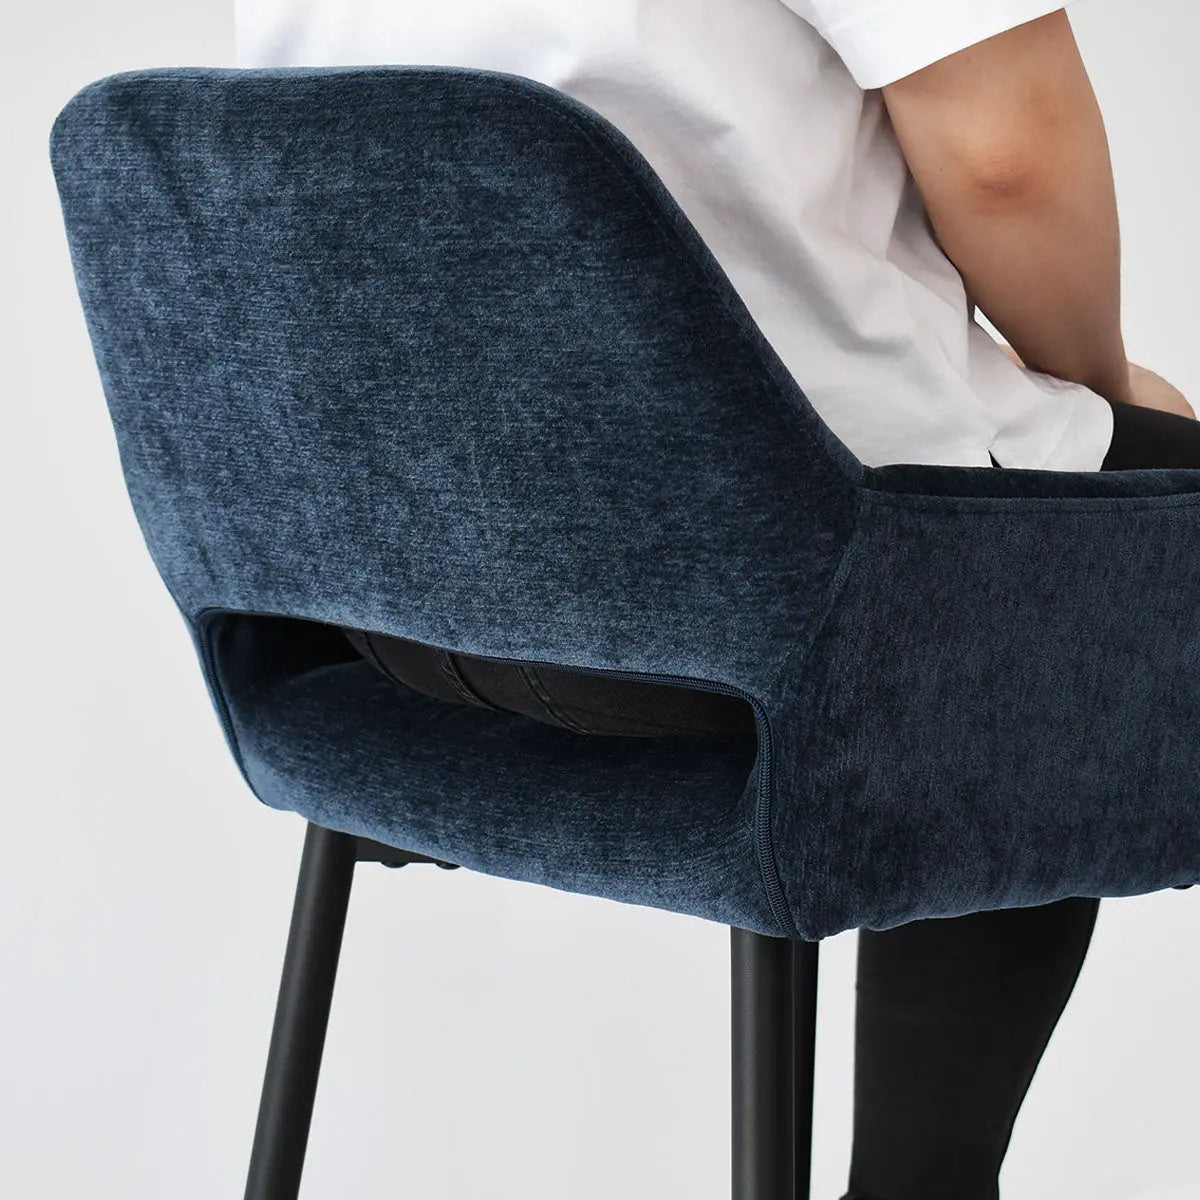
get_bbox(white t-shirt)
[234,0,1115,470]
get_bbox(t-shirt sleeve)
[778,0,1077,90]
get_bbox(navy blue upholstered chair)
[50,65,1200,1200]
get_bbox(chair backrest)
[49,64,864,711]
[56,65,1200,942]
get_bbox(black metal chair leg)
[791,937,819,1200]
[731,927,820,1200]
[732,928,793,1199]
[244,822,359,1200]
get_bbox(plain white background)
[6,2,1200,1197]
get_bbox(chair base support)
[242,821,819,1200]
[243,823,357,1200]
[731,927,819,1200]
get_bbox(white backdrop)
[6,2,1200,1197]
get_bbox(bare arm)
[880,8,1133,405]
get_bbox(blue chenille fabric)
[49,65,1200,942]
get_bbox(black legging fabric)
[340,395,1200,1199]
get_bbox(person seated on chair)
[234,4,1194,1199]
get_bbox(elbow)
[963,148,1047,208]
[959,127,1066,208]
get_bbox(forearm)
[921,138,1132,405]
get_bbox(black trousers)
[340,396,1200,1200]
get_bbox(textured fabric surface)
[50,65,1200,940]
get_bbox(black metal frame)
[243,820,820,1199]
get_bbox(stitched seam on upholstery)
[524,694,739,737]
[516,664,594,733]
[354,630,405,683]
[193,608,252,786]
[767,489,867,940]
[532,698,749,737]
[862,486,1200,513]
[438,650,505,710]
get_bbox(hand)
[1126,362,1195,421]
[997,343,1195,421]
